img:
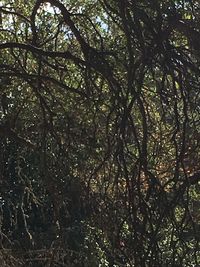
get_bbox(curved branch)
[0,7,31,24]
[0,70,87,97]
[31,0,90,55]
[0,42,85,63]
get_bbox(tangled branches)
[1,0,200,266]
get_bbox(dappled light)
[1,0,200,266]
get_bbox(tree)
[1,0,200,266]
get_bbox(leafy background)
[0,0,200,266]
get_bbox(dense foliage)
[1,0,200,266]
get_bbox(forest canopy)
[1,0,200,266]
